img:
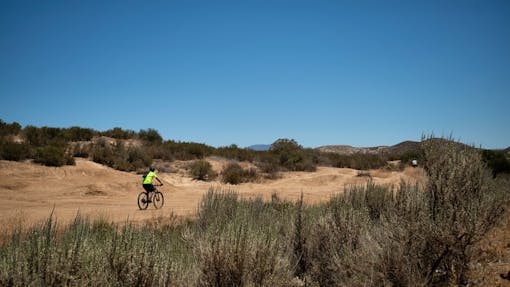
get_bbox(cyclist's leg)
[147,184,155,203]
[143,184,152,193]
[142,184,153,203]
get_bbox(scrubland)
[1,137,509,286]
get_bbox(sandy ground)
[0,158,423,227]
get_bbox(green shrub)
[138,128,163,144]
[91,139,116,166]
[63,126,96,141]
[269,138,317,171]
[214,144,257,162]
[153,141,213,161]
[220,163,259,184]
[221,162,244,184]
[328,153,387,170]
[0,119,21,136]
[190,160,217,181]
[482,149,510,177]
[100,127,136,139]
[23,126,68,147]
[91,139,152,171]
[0,140,31,161]
[394,148,425,166]
[148,145,175,161]
[124,147,152,171]
[34,146,74,166]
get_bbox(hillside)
[317,140,421,155]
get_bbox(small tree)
[270,138,316,171]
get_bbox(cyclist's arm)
[156,177,163,185]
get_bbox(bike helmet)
[149,167,155,172]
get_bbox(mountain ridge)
[317,140,422,155]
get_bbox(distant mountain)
[317,140,421,155]
[246,144,271,151]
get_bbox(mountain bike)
[138,184,164,210]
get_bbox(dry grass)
[468,209,510,286]
[403,166,425,178]
[0,210,28,244]
[369,169,392,178]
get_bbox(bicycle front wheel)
[153,192,164,209]
[138,192,149,210]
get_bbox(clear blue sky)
[1,0,509,149]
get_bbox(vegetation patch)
[33,146,74,167]
[190,159,217,181]
[221,162,259,184]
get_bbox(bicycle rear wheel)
[153,191,164,209]
[138,192,149,210]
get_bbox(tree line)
[1,119,508,178]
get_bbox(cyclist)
[142,167,163,203]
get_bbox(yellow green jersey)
[142,171,158,184]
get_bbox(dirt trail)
[0,158,424,226]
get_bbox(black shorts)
[143,184,155,192]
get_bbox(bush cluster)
[23,126,96,146]
[221,162,259,184]
[33,146,75,167]
[99,127,137,139]
[91,139,152,172]
[255,159,281,179]
[482,149,510,177]
[268,139,317,172]
[190,160,217,181]
[215,144,258,162]
[151,141,213,161]
[138,128,163,144]
[327,152,388,170]
[2,118,389,173]
[0,139,31,161]
[0,120,21,137]
[0,120,97,166]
